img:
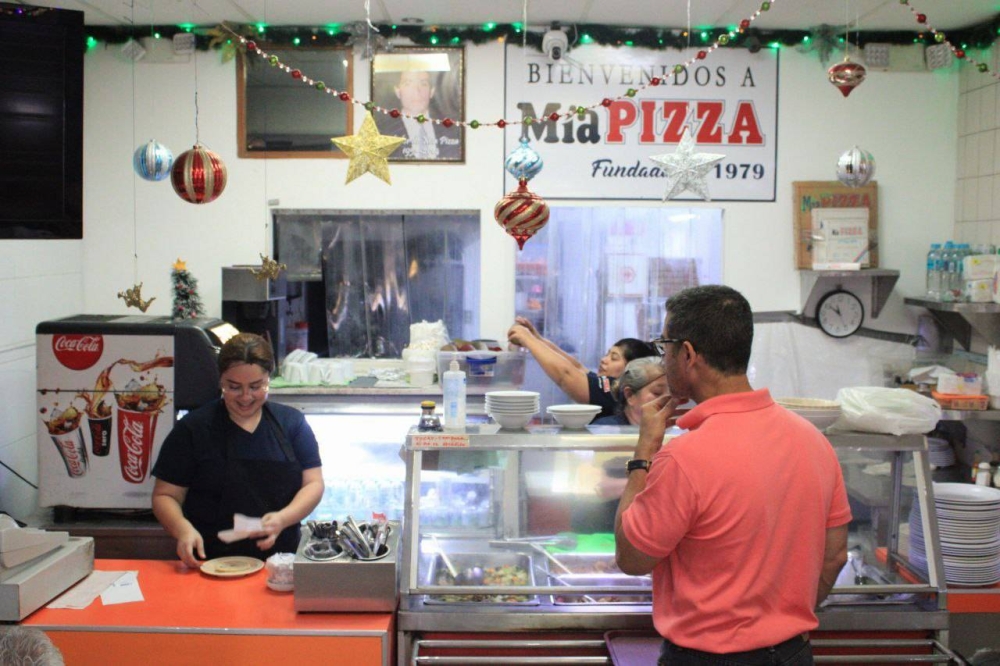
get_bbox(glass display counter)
[397,425,962,665]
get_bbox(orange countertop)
[24,560,393,666]
[24,558,392,633]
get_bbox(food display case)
[398,426,964,665]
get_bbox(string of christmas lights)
[898,0,996,79]
[220,0,782,131]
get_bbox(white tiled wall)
[956,41,1000,246]
[0,241,82,520]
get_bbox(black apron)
[184,402,303,560]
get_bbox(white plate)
[933,483,1000,503]
[485,390,540,399]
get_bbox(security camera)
[542,27,569,61]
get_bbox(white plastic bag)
[833,387,941,436]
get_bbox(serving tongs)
[489,539,573,575]
[430,534,483,585]
[343,515,373,558]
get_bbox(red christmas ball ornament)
[497,119,507,128]
[291,69,302,79]
[650,77,661,86]
[389,109,401,118]
[548,112,560,122]
[338,92,351,101]
[442,117,454,128]
[916,13,927,23]
[171,145,227,204]
[697,50,707,60]
[246,41,257,51]
[955,49,966,59]
[740,19,751,30]
[827,58,867,97]
[494,178,550,251]
[601,98,613,107]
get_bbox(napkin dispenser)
[0,535,94,621]
[0,517,69,570]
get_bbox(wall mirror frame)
[236,45,354,158]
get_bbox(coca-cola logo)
[121,417,147,483]
[52,334,104,371]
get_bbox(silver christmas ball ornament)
[836,146,875,188]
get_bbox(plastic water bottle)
[926,243,942,300]
[956,243,972,301]
[442,356,467,431]
[941,241,957,302]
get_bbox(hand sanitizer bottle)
[443,356,467,431]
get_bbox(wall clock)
[816,289,864,338]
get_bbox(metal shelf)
[801,269,900,319]
[904,297,1000,349]
[940,409,1000,421]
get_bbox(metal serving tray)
[549,573,652,605]
[544,552,622,575]
[423,552,539,605]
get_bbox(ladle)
[430,535,483,585]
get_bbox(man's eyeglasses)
[649,337,685,355]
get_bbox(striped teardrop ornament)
[171,145,228,204]
[494,178,549,250]
[133,140,173,181]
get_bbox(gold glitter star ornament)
[332,112,405,185]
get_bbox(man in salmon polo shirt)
[615,285,851,666]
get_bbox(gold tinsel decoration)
[118,282,156,312]
[250,253,287,281]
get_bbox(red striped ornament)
[171,145,228,204]
[494,178,549,250]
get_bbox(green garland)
[82,15,1000,54]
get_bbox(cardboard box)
[0,536,94,621]
[931,391,989,411]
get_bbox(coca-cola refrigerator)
[36,315,236,510]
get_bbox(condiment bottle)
[418,400,442,432]
[442,356,467,430]
[975,462,992,486]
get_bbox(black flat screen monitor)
[0,4,84,239]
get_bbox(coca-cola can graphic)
[88,415,112,456]
[117,407,159,484]
[51,427,89,478]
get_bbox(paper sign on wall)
[811,207,871,267]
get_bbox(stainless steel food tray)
[543,551,622,575]
[549,573,652,605]
[423,552,539,605]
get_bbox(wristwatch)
[626,459,651,475]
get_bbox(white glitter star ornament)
[648,128,726,201]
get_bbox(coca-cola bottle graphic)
[115,378,168,484]
[42,405,89,478]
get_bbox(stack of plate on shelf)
[485,390,540,430]
[774,397,841,431]
[908,482,1000,586]
[927,436,956,468]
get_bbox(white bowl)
[491,411,534,430]
[547,404,601,429]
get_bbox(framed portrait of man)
[370,47,465,163]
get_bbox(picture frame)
[370,46,465,163]
[792,181,879,269]
[237,45,353,158]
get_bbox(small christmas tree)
[171,258,204,320]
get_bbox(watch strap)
[626,458,651,475]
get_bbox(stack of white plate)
[909,483,1000,586]
[774,397,842,431]
[485,390,540,430]
[927,437,956,468]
